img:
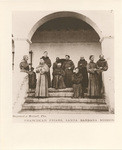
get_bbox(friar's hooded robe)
[53,67,66,89]
[88,61,100,98]
[72,72,83,98]
[78,59,88,89]
[19,59,29,72]
[28,70,37,90]
[62,59,75,88]
[35,63,49,97]
[42,56,52,88]
[96,58,108,97]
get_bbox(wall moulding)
[12,37,32,44]
[99,36,114,43]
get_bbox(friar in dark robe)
[53,57,60,69]
[53,63,66,89]
[88,55,100,98]
[19,55,29,72]
[62,55,75,88]
[52,57,60,87]
[78,56,88,97]
[72,68,83,98]
[41,51,52,88]
[28,65,37,92]
[96,54,108,97]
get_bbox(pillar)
[12,37,31,113]
[29,50,33,67]
[13,37,31,73]
[100,36,114,113]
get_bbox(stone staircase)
[21,88,109,113]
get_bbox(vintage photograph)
[2,0,122,147]
[12,10,114,119]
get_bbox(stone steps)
[22,102,108,111]
[49,88,77,97]
[27,88,88,98]
[49,92,73,97]
[24,88,109,113]
[20,109,110,114]
[25,97,106,104]
[48,88,73,92]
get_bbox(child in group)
[72,67,83,98]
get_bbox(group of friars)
[20,51,108,99]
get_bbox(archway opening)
[28,11,102,41]
[30,16,101,81]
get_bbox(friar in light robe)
[41,51,52,88]
[35,58,49,98]
[96,54,108,97]
[87,55,100,98]
[62,55,75,88]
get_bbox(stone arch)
[28,11,102,41]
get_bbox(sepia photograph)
[12,10,114,120]
[1,0,122,149]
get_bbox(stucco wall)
[31,42,101,79]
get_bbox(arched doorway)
[12,11,114,113]
[29,13,102,82]
[20,11,110,113]
[28,11,102,41]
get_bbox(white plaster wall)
[13,72,28,113]
[31,42,102,80]
[101,38,114,113]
